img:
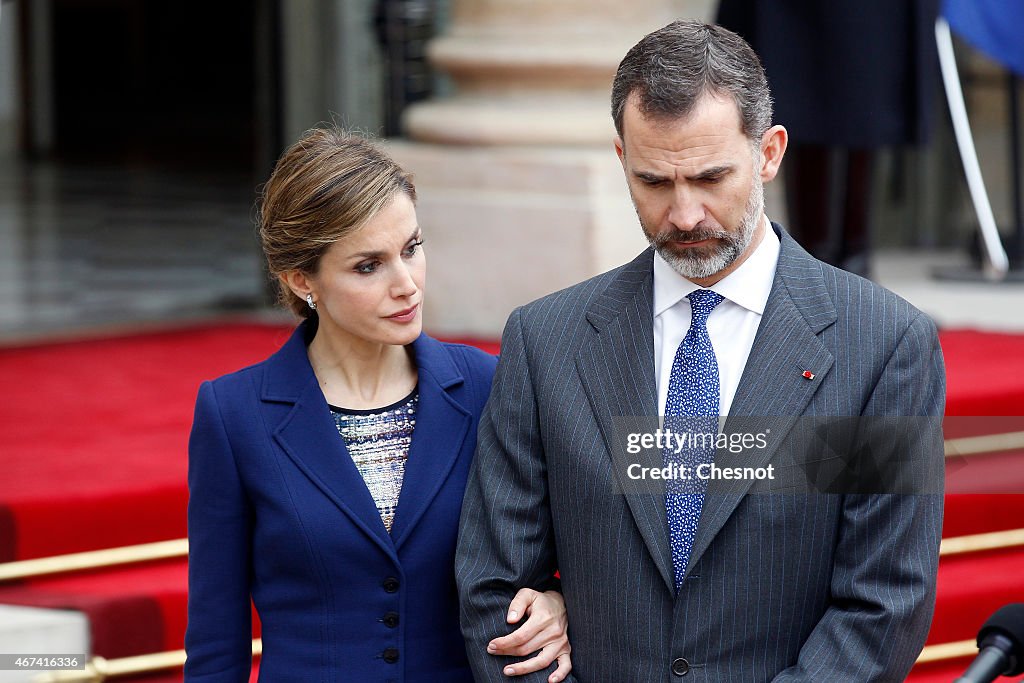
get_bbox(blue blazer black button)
[671,658,690,676]
[382,577,400,593]
[382,611,399,628]
[382,647,400,664]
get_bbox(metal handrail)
[31,640,262,682]
[916,638,976,665]
[945,430,1024,457]
[940,527,1024,556]
[0,539,188,582]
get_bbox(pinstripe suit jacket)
[457,224,945,682]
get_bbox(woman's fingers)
[505,587,538,624]
[489,587,572,678]
[548,652,573,683]
[490,589,556,652]
[488,613,555,655]
[500,642,572,679]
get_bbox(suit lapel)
[577,230,839,588]
[265,326,473,558]
[266,326,397,559]
[389,334,471,550]
[576,249,677,593]
[686,227,837,574]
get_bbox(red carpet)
[1,321,1023,681]
[939,330,1024,416]
[927,546,1024,645]
[0,322,498,561]
[0,324,293,561]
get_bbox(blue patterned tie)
[664,289,724,591]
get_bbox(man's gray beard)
[646,178,764,280]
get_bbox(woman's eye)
[355,261,379,274]
[403,240,424,257]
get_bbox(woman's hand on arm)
[487,588,571,683]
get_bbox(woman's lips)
[387,303,419,323]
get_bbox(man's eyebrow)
[347,227,421,260]
[632,165,734,183]
[688,165,733,181]
[633,170,669,182]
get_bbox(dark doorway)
[27,0,279,172]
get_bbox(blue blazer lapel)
[687,226,837,574]
[262,322,398,560]
[389,334,472,550]
[576,249,677,594]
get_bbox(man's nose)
[666,186,706,231]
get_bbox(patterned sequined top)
[329,388,418,533]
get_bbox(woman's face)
[303,193,425,350]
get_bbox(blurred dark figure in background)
[375,0,437,136]
[717,0,940,278]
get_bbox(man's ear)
[614,135,626,169]
[758,125,788,182]
[280,270,314,301]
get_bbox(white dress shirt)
[653,216,781,417]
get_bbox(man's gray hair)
[611,19,773,142]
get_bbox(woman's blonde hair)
[258,128,417,318]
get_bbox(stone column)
[404,1,673,146]
[388,1,679,337]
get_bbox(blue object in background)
[943,0,1024,76]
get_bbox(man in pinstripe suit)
[457,19,945,683]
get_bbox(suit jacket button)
[382,647,400,664]
[382,577,400,593]
[671,658,690,676]
[382,611,399,628]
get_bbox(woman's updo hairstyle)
[258,127,417,318]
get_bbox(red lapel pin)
[802,370,815,380]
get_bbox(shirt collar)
[653,215,780,317]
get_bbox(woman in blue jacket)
[185,129,571,682]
